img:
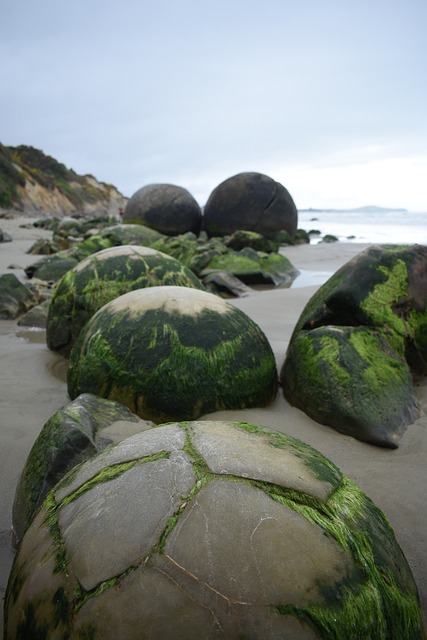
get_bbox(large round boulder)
[123,183,202,236]
[46,245,205,357]
[280,244,427,447]
[67,286,278,422]
[4,421,424,639]
[203,172,298,240]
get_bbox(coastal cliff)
[0,144,127,217]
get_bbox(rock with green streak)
[201,247,299,287]
[223,229,279,253]
[46,245,205,357]
[67,286,278,423]
[12,393,148,546]
[280,244,427,447]
[100,223,165,246]
[0,274,40,319]
[4,421,425,639]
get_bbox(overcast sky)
[1,0,426,210]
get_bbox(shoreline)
[0,215,426,631]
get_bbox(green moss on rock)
[67,286,278,422]
[47,245,205,357]
[281,245,427,447]
[4,421,424,639]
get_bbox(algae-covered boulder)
[203,172,298,240]
[123,183,202,236]
[224,229,279,253]
[201,247,299,287]
[100,223,165,246]
[46,245,205,357]
[4,421,425,639]
[280,244,427,447]
[67,286,278,422]
[12,393,148,545]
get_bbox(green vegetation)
[0,144,25,207]
[0,143,117,211]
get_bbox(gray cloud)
[1,0,426,209]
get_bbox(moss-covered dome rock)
[4,421,425,639]
[46,245,205,357]
[280,244,427,448]
[67,286,277,422]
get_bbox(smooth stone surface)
[59,452,196,590]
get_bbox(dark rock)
[203,172,298,240]
[25,252,80,281]
[224,229,279,253]
[293,229,310,245]
[124,183,202,236]
[0,274,39,319]
[280,244,427,447]
[321,234,339,243]
[12,393,149,545]
[26,238,59,255]
[17,300,50,328]
[202,270,252,297]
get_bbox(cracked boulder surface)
[67,285,278,423]
[280,244,427,448]
[46,244,205,357]
[203,172,298,241]
[4,421,424,639]
[123,183,202,236]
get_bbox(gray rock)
[203,172,298,240]
[0,274,39,319]
[124,183,202,236]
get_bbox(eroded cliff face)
[14,176,127,217]
[0,144,128,218]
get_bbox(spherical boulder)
[4,421,424,639]
[67,286,278,423]
[123,183,202,236]
[280,244,427,447]
[46,245,205,357]
[203,172,298,240]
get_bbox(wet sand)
[0,215,426,631]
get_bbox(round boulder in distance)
[123,184,202,236]
[4,421,424,639]
[67,286,278,423]
[46,245,205,357]
[203,172,298,240]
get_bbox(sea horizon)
[297,208,427,245]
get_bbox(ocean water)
[298,209,427,245]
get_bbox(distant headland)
[299,206,408,213]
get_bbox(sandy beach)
[1,215,426,633]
